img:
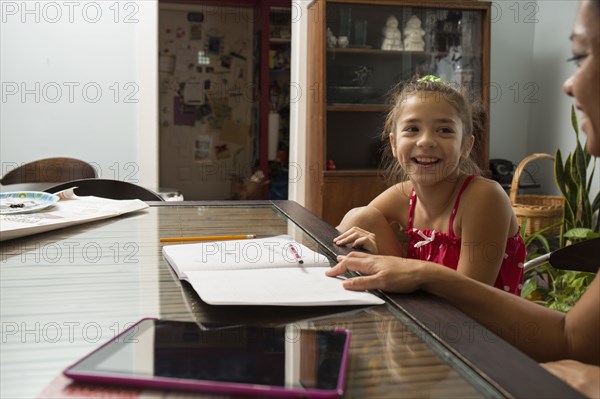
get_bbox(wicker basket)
[509,153,564,236]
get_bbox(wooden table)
[0,201,583,398]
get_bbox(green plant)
[555,105,600,245]
[521,106,599,311]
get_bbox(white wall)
[288,0,307,204]
[0,0,158,190]
[488,0,536,163]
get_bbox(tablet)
[63,318,351,398]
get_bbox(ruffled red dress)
[405,175,526,295]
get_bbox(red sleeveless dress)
[405,175,526,295]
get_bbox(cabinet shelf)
[324,169,380,177]
[327,104,389,112]
[327,48,441,57]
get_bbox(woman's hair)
[380,76,485,184]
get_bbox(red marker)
[289,245,304,264]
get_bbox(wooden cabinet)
[307,0,491,226]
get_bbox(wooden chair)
[44,178,164,201]
[0,157,96,185]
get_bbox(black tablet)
[64,318,351,398]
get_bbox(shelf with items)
[327,104,389,112]
[260,3,291,200]
[327,47,443,56]
[307,0,490,225]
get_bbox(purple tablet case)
[63,318,351,398]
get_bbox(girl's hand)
[326,251,425,293]
[540,360,600,398]
[333,227,379,254]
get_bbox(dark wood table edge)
[150,200,585,399]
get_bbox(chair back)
[44,179,164,201]
[0,158,96,185]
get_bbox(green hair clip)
[417,75,443,84]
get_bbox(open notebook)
[162,235,384,306]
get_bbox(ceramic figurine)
[381,16,403,51]
[436,45,462,83]
[338,35,349,48]
[403,15,425,51]
[327,27,337,48]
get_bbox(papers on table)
[0,189,148,241]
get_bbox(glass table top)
[1,204,502,398]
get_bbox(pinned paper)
[220,119,249,146]
[206,34,224,56]
[215,144,230,159]
[182,81,204,104]
[159,55,175,73]
[175,48,196,72]
[173,96,195,126]
[194,135,212,161]
[190,24,202,40]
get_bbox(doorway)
[158,2,257,200]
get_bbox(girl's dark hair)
[380,77,485,184]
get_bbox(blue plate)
[0,191,60,215]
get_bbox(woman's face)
[563,0,600,157]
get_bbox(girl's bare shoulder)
[371,181,413,222]
[379,181,413,201]
[461,176,512,209]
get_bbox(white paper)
[0,192,148,241]
[187,268,384,306]
[162,235,385,306]
[163,235,329,273]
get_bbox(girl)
[328,1,600,396]
[334,76,526,295]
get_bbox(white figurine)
[338,35,349,48]
[403,15,425,51]
[327,27,337,48]
[381,16,403,51]
[436,45,462,83]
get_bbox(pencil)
[160,234,256,243]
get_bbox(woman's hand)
[333,226,379,253]
[326,251,427,293]
[541,360,600,398]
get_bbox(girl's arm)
[455,178,517,285]
[335,184,409,256]
[326,253,600,364]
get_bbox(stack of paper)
[0,189,148,241]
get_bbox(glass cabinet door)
[326,3,484,105]
[324,2,489,170]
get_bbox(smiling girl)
[334,76,525,294]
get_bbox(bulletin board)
[158,4,255,200]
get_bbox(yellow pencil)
[160,234,256,243]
